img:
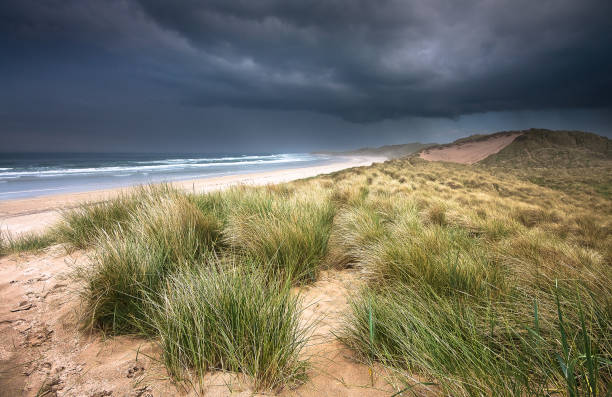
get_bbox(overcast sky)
[1,0,611,153]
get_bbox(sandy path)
[1,157,382,235]
[419,133,521,164]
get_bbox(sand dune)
[419,132,522,164]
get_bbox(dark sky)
[1,0,611,153]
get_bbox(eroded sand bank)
[419,133,521,164]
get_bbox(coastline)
[0,156,383,235]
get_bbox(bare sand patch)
[420,133,522,164]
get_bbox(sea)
[0,152,336,200]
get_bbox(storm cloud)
[1,0,611,151]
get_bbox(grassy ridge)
[480,129,611,168]
[480,129,612,201]
[2,144,610,394]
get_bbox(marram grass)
[223,187,336,284]
[145,263,310,391]
[74,192,220,333]
[19,154,610,393]
[0,229,56,256]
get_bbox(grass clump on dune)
[71,186,311,391]
[53,185,176,249]
[76,192,221,333]
[53,196,138,249]
[0,230,56,256]
[0,230,6,256]
[224,187,336,284]
[342,282,610,396]
[147,263,309,391]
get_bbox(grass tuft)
[0,230,56,256]
[146,263,310,391]
[53,184,176,249]
[74,192,220,333]
[224,188,335,284]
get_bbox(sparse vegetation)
[6,130,610,394]
[0,229,56,256]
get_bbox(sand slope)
[419,132,522,164]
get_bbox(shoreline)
[0,156,383,234]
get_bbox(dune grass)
[342,282,610,396]
[327,159,611,395]
[13,152,609,393]
[74,191,221,333]
[146,263,310,390]
[0,229,56,256]
[63,186,311,390]
[0,230,6,256]
[52,185,178,249]
[223,187,335,284]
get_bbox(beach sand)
[1,156,382,235]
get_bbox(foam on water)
[0,152,334,199]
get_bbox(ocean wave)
[134,154,286,165]
[0,187,65,196]
[0,154,314,178]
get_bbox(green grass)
[52,184,177,249]
[53,196,138,249]
[309,156,611,395]
[223,188,336,284]
[0,230,56,256]
[74,192,220,333]
[146,263,310,391]
[342,282,610,396]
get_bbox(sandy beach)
[0,156,381,235]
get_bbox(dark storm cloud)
[2,0,611,123]
[1,0,611,152]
